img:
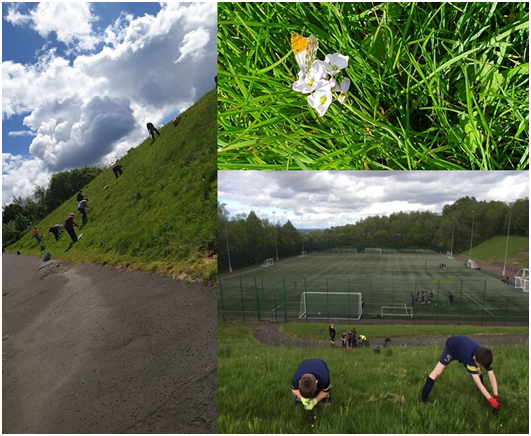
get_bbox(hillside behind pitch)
[5,89,217,283]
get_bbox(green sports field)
[218,252,529,325]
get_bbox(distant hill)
[462,235,529,269]
[5,89,217,283]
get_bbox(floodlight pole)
[222,204,232,273]
[502,203,513,278]
[450,217,454,256]
[469,211,475,258]
[273,211,279,261]
[301,217,304,253]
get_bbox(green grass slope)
[218,324,529,434]
[6,89,217,283]
[463,236,529,269]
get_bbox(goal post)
[515,268,529,293]
[365,247,383,254]
[299,292,362,320]
[467,259,480,270]
[381,304,413,318]
[261,258,274,267]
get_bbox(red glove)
[489,397,501,410]
[493,395,501,402]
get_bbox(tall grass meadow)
[218,324,529,433]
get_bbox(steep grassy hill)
[6,89,217,283]
[462,235,529,269]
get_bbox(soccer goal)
[298,251,307,258]
[467,259,480,270]
[365,248,383,254]
[299,292,362,320]
[261,258,274,267]
[381,304,413,318]
[515,268,529,293]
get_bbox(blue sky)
[2,2,217,206]
[219,171,529,229]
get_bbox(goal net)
[365,247,383,254]
[298,251,307,258]
[515,268,529,293]
[381,304,413,318]
[299,292,362,320]
[261,258,274,267]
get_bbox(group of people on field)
[328,324,369,349]
[412,289,435,305]
[291,335,500,413]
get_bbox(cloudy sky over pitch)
[219,171,529,229]
[2,2,217,205]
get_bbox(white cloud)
[219,171,529,228]
[2,153,51,204]
[175,27,211,63]
[2,2,217,205]
[8,130,36,137]
[5,2,100,52]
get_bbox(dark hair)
[474,347,493,368]
[299,374,317,399]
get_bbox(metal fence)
[218,276,529,326]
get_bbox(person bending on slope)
[421,335,501,412]
[291,359,332,411]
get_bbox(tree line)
[218,197,529,273]
[2,166,104,247]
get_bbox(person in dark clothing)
[421,336,500,412]
[349,329,358,348]
[329,324,336,346]
[48,224,62,241]
[78,197,92,225]
[76,191,84,202]
[291,359,332,410]
[146,122,160,141]
[64,213,79,243]
[112,164,123,179]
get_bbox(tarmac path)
[2,253,216,434]
[225,322,529,348]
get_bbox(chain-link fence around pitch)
[218,276,529,325]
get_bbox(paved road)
[225,322,529,348]
[2,253,217,433]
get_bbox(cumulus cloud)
[218,171,529,228]
[2,2,217,205]
[5,2,99,51]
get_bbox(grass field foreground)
[218,2,529,170]
[6,89,217,283]
[218,324,529,434]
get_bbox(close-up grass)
[218,2,529,170]
[5,89,217,283]
[218,324,529,433]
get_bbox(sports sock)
[421,376,435,401]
